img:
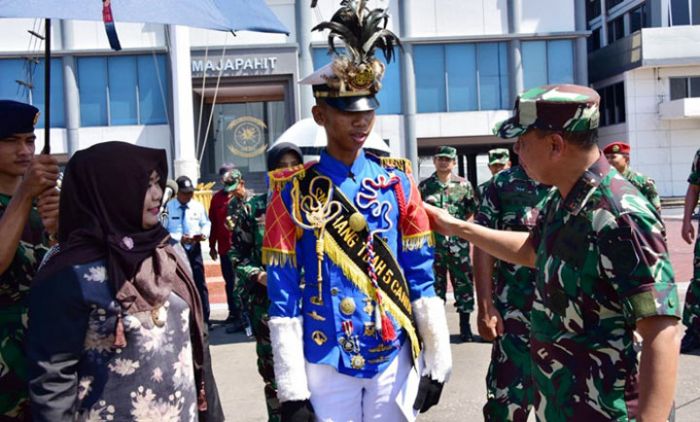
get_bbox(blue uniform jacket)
[266,150,436,378]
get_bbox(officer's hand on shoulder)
[281,399,315,422]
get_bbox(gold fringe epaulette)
[376,156,412,174]
[262,248,297,267]
[268,162,317,192]
[402,231,435,251]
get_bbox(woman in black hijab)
[27,142,223,421]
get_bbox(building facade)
[0,1,588,191]
[588,0,700,196]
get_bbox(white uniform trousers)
[306,343,412,422]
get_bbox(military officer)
[229,142,303,422]
[473,165,550,421]
[419,146,478,342]
[680,147,700,353]
[426,84,681,421]
[0,100,59,420]
[603,141,661,211]
[477,148,511,199]
[263,3,451,421]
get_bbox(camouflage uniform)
[229,192,280,422]
[622,167,661,211]
[474,166,551,422]
[227,195,247,318]
[0,194,48,419]
[419,173,478,312]
[682,148,700,335]
[495,85,681,421]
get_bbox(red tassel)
[381,313,396,343]
[198,386,208,411]
[113,315,127,348]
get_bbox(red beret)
[603,141,630,155]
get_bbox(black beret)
[0,100,39,139]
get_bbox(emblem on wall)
[226,116,267,158]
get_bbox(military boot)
[459,312,473,342]
[681,331,700,353]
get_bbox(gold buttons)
[351,354,366,369]
[349,212,367,232]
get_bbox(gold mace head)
[349,212,367,232]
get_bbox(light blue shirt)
[163,198,211,243]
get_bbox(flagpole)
[42,18,51,154]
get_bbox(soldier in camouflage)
[473,165,550,421]
[426,84,681,421]
[224,172,249,334]
[229,142,302,422]
[0,100,59,420]
[680,147,700,353]
[477,148,511,200]
[603,141,661,211]
[419,146,479,342]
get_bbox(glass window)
[108,56,138,125]
[690,77,700,98]
[32,58,66,128]
[547,40,574,85]
[0,59,30,103]
[446,44,477,112]
[629,3,649,33]
[586,0,602,21]
[522,41,547,90]
[670,77,688,100]
[78,57,108,126]
[498,42,510,108]
[477,43,504,111]
[414,45,446,113]
[614,82,626,123]
[311,48,401,115]
[607,16,624,44]
[693,0,700,24]
[0,58,65,128]
[671,0,691,25]
[588,27,601,52]
[600,82,625,126]
[137,55,168,124]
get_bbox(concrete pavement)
[209,298,700,421]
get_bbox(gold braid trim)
[402,231,435,251]
[262,248,297,267]
[268,164,307,192]
[379,157,412,174]
[323,232,421,361]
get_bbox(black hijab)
[267,141,303,171]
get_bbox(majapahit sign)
[190,47,297,77]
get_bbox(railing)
[194,182,216,214]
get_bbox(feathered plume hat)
[301,0,401,112]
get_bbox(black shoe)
[680,331,700,353]
[224,314,238,324]
[225,319,246,334]
[459,312,473,343]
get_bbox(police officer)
[473,165,550,421]
[229,142,303,422]
[680,147,700,353]
[603,141,661,211]
[262,3,451,421]
[426,84,681,421]
[163,175,212,323]
[477,148,511,199]
[0,100,59,420]
[419,146,478,342]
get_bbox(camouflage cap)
[494,84,600,139]
[488,148,510,165]
[434,146,457,159]
[223,169,243,192]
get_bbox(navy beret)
[0,100,39,139]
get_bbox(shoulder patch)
[268,161,317,191]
